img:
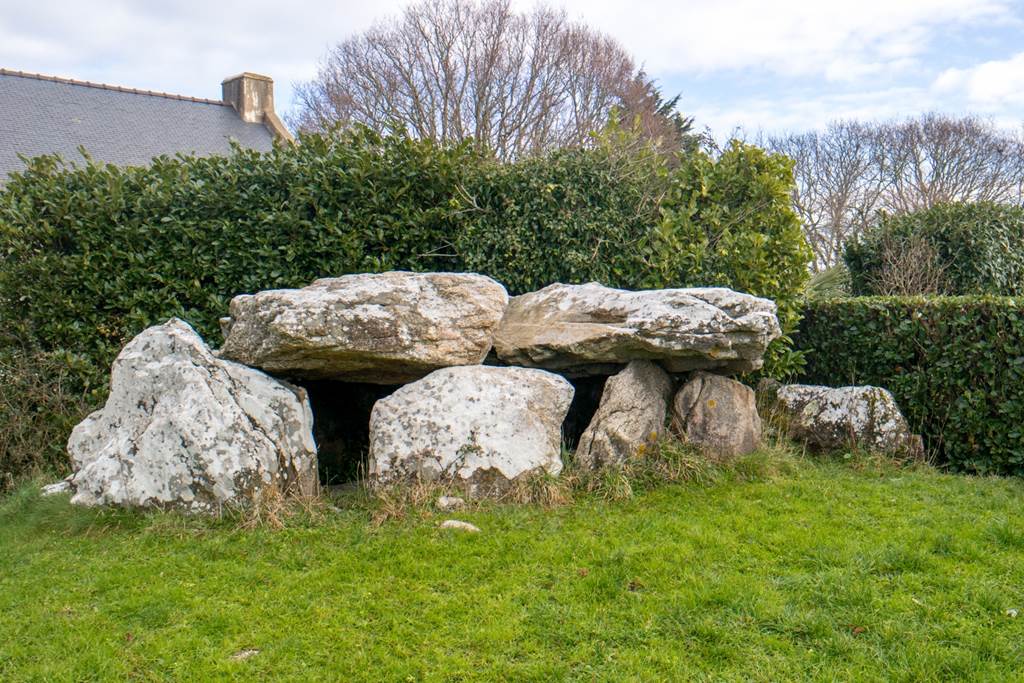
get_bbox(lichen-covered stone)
[576,360,673,469]
[67,319,317,513]
[368,366,573,496]
[218,271,509,383]
[493,282,781,375]
[767,383,922,455]
[671,371,762,458]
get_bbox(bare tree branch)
[764,114,1024,270]
[290,0,689,160]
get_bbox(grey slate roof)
[0,69,276,181]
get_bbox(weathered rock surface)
[493,283,781,375]
[40,480,71,497]
[766,383,922,455]
[219,272,509,383]
[671,371,762,458]
[576,360,673,469]
[68,319,317,513]
[368,366,573,495]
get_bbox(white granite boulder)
[67,319,318,513]
[671,371,762,458]
[766,383,923,455]
[576,360,673,469]
[218,272,509,383]
[368,366,573,495]
[493,283,780,375]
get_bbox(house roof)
[0,68,276,181]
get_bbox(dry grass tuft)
[237,484,328,530]
[350,436,803,525]
[225,433,824,531]
[366,476,452,526]
[504,469,575,507]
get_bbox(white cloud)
[691,85,942,138]
[0,0,408,107]
[535,0,1011,79]
[934,51,1024,106]
[0,0,1020,133]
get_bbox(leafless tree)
[881,114,1024,214]
[766,122,887,270]
[291,0,689,160]
[867,233,949,296]
[765,114,1024,270]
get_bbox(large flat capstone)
[67,319,318,513]
[368,366,573,495]
[218,272,509,383]
[493,283,781,375]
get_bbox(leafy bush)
[458,145,663,294]
[845,202,1024,296]
[0,350,97,488]
[797,296,1024,475]
[805,264,851,300]
[651,142,813,375]
[1,130,809,375]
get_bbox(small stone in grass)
[1007,609,1019,618]
[436,495,465,512]
[41,481,71,496]
[231,649,260,661]
[439,520,480,533]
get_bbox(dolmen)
[55,271,901,511]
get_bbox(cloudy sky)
[2,0,1022,136]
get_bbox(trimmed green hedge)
[0,128,810,385]
[0,349,95,483]
[797,297,1024,475]
[0,129,473,378]
[457,147,658,297]
[845,202,1024,296]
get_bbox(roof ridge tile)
[0,68,227,106]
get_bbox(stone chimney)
[221,73,294,142]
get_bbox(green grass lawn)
[3,454,1024,681]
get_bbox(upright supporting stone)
[576,360,673,469]
[671,371,762,458]
[67,319,317,513]
[368,366,573,496]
